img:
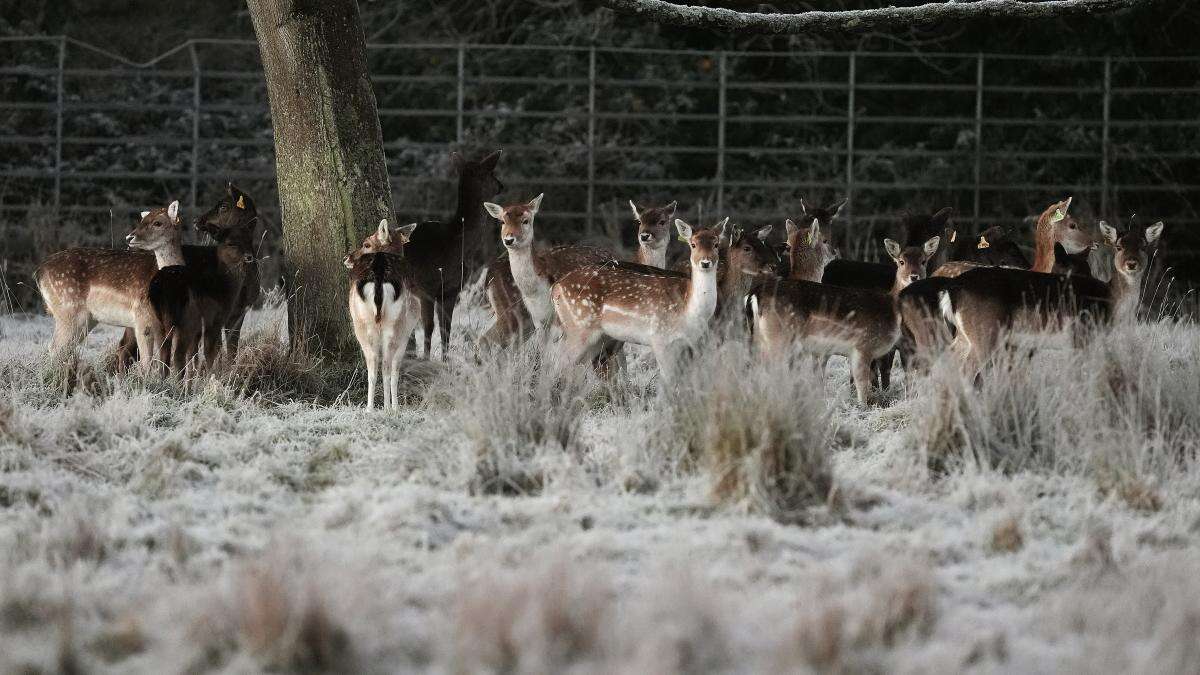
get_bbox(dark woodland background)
[1,0,1197,310]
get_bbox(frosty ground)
[2,283,1199,674]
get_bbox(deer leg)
[591,339,625,379]
[419,297,435,359]
[49,310,90,362]
[877,350,894,391]
[849,350,874,406]
[436,295,455,362]
[651,341,679,385]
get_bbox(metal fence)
[1,36,1197,248]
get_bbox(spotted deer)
[552,219,724,381]
[938,221,1162,378]
[483,194,615,339]
[630,199,678,268]
[347,219,421,409]
[746,235,939,404]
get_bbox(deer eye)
[690,243,696,249]
[219,204,228,212]
[1068,222,1076,230]
[742,245,751,252]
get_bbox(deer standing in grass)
[347,219,420,409]
[938,221,1163,379]
[483,194,615,340]
[552,219,724,381]
[746,235,939,404]
[122,200,209,375]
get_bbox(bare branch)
[597,0,1150,34]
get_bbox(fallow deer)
[347,219,421,409]
[1028,197,1099,273]
[124,201,206,376]
[403,149,503,360]
[937,221,1162,378]
[483,194,615,339]
[934,225,1031,279]
[112,183,261,368]
[630,199,678,268]
[785,218,838,282]
[551,219,724,381]
[478,198,680,348]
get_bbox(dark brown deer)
[347,219,421,409]
[403,149,503,360]
[630,199,678,268]
[938,221,1163,378]
[552,219,724,381]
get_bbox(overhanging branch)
[598,0,1150,34]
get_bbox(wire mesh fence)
[1,36,1197,289]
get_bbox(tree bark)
[247,0,393,355]
[598,0,1148,34]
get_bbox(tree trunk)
[247,0,393,355]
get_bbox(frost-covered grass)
[3,286,1200,673]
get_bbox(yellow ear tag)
[236,195,245,209]
[977,236,990,249]
[807,229,817,247]
[950,230,957,242]
[677,232,689,243]
[1050,209,1065,224]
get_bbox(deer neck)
[152,241,186,269]
[507,244,553,323]
[1031,222,1056,273]
[636,243,667,268]
[455,182,490,236]
[682,267,719,331]
[1109,271,1141,321]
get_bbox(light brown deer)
[1029,197,1099,273]
[483,194,615,339]
[124,200,208,375]
[551,219,723,381]
[938,221,1162,378]
[36,200,198,372]
[347,219,421,409]
[629,199,678,268]
[785,218,838,282]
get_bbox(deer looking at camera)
[937,221,1163,378]
[630,199,678,268]
[483,194,615,339]
[552,219,723,381]
[347,219,421,409]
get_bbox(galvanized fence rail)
[1,37,1197,247]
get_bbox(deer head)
[450,149,504,205]
[676,217,724,274]
[485,194,543,250]
[884,235,940,291]
[727,225,780,278]
[800,197,848,231]
[195,183,257,243]
[343,219,418,269]
[1039,197,1097,255]
[1100,219,1163,283]
[630,199,677,251]
[127,200,182,252]
[785,217,838,281]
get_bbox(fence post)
[716,50,726,217]
[586,45,597,234]
[974,53,984,228]
[189,42,201,212]
[1101,56,1111,216]
[53,36,66,213]
[456,43,465,144]
[845,52,856,223]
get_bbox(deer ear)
[449,151,466,173]
[480,149,502,171]
[665,200,677,217]
[167,200,180,222]
[1099,221,1118,245]
[376,218,391,245]
[527,193,544,214]
[808,221,820,247]
[483,202,505,220]
[755,225,772,241]
[716,217,730,239]
[923,236,941,257]
[785,219,798,236]
[140,210,151,220]
[831,198,848,220]
[396,222,418,242]
[343,254,353,270]
[931,206,953,226]
[1145,221,1164,244]
[628,199,641,222]
[883,238,902,260]
[674,219,693,242]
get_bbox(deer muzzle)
[698,259,713,270]
[502,235,516,247]
[638,232,652,243]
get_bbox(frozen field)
[2,287,1199,674]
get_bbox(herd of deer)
[34,149,1165,409]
